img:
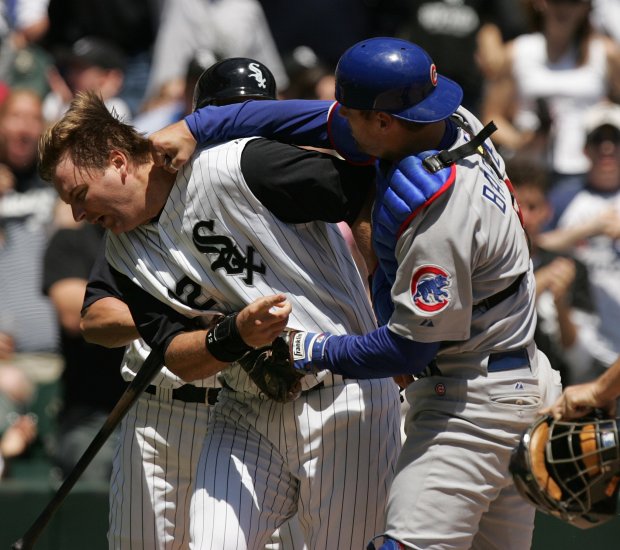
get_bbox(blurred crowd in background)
[1,0,620,484]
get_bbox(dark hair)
[505,154,550,193]
[521,0,593,65]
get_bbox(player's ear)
[109,150,128,179]
[376,111,392,130]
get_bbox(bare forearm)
[593,358,620,403]
[81,297,140,348]
[537,221,601,252]
[555,302,577,349]
[161,294,292,382]
[164,330,228,382]
[48,278,88,336]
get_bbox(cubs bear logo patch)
[410,265,451,314]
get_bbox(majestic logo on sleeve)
[192,220,266,285]
[248,63,267,89]
[411,265,451,314]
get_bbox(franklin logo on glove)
[292,332,307,361]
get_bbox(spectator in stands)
[144,0,288,107]
[0,89,59,473]
[394,0,528,116]
[44,0,160,116]
[0,89,59,374]
[133,53,214,136]
[482,0,620,207]
[279,46,335,101]
[42,36,131,125]
[0,411,37,479]
[538,101,620,377]
[42,217,126,481]
[0,0,52,97]
[508,155,599,385]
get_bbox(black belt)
[474,273,525,312]
[145,384,220,405]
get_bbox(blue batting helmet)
[335,37,463,123]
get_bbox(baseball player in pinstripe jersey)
[39,88,402,549]
[80,59,305,549]
[148,38,566,549]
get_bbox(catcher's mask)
[510,414,620,529]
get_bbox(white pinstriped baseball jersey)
[104,136,401,549]
[105,137,378,392]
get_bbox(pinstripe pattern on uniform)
[108,393,210,549]
[104,137,401,548]
[119,338,220,390]
[109,340,302,550]
[190,377,400,550]
[106,138,377,394]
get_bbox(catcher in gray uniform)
[148,37,565,549]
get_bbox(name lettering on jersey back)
[192,220,266,285]
[480,160,507,214]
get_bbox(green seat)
[0,479,109,550]
[532,510,620,549]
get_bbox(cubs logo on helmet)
[411,265,451,313]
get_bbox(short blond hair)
[38,91,150,183]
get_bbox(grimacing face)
[53,152,146,234]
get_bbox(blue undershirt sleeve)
[322,325,440,378]
[185,99,333,147]
[185,99,372,164]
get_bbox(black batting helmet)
[510,414,620,529]
[192,57,277,111]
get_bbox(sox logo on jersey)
[192,219,266,285]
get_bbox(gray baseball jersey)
[381,107,562,548]
[390,109,535,355]
[105,137,401,549]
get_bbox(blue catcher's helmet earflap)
[335,37,463,123]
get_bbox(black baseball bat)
[11,346,165,550]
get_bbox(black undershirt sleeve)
[107,266,198,353]
[83,245,196,353]
[240,138,374,225]
[83,242,122,310]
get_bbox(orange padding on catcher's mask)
[531,420,562,501]
[580,424,602,477]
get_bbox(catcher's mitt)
[238,335,304,403]
[510,413,620,529]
